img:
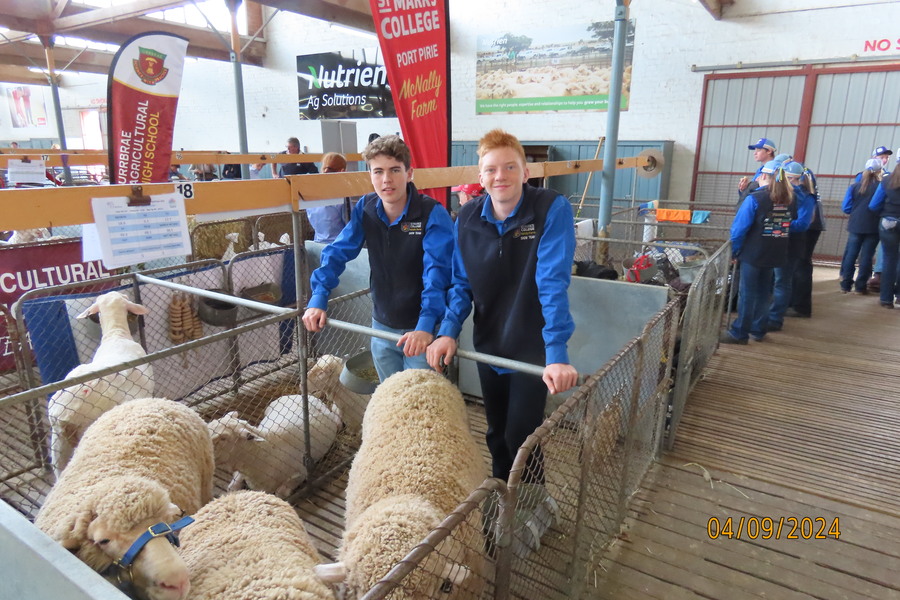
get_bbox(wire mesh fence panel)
[190,218,254,261]
[255,212,295,248]
[621,299,680,498]
[667,241,732,449]
[359,481,502,600]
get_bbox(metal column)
[598,0,630,233]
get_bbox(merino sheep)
[208,393,342,498]
[48,290,155,476]
[178,490,336,600]
[35,398,215,600]
[316,369,487,599]
[307,354,370,432]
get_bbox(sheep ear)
[314,562,347,583]
[441,563,470,585]
[124,300,149,316]
[60,506,96,550]
[76,303,99,319]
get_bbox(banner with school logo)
[0,240,115,372]
[107,32,189,184]
[369,0,450,206]
[297,49,396,120]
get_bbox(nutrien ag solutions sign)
[296,49,396,120]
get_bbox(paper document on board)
[90,192,191,269]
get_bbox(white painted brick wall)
[3,0,899,201]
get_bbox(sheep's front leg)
[226,471,246,492]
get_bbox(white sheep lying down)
[35,398,215,600]
[48,290,155,477]
[307,354,370,432]
[316,369,487,600]
[178,490,336,600]
[207,393,342,498]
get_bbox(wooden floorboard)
[595,267,900,599]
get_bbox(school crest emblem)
[133,47,169,85]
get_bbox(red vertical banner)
[370,0,451,206]
[107,32,189,184]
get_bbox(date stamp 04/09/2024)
[707,516,841,540]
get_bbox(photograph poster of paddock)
[475,19,635,114]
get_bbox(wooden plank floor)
[595,267,900,599]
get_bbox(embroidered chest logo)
[513,223,536,240]
[401,221,424,235]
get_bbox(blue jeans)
[840,232,880,292]
[729,261,774,341]
[878,222,900,305]
[874,243,883,273]
[370,319,431,382]
[768,256,798,328]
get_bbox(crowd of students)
[722,139,899,345]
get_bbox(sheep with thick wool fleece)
[207,393,342,498]
[48,290,155,477]
[178,490,336,600]
[316,369,487,599]
[35,398,215,600]
[307,354,370,432]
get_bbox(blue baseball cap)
[748,138,777,152]
[782,161,804,177]
[873,146,893,157]
[773,153,792,165]
[760,159,780,174]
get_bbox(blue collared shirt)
[437,192,575,366]
[308,192,453,333]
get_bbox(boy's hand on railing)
[544,363,578,395]
[426,336,457,373]
[301,307,327,332]
[398,330,434,357]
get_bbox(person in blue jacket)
[306,152,350,244]
[767,161,814,331]
[868,155,900,308]
[839,159,883,294]
[737,138,777,202]
[302,135,454,380]
[722,160,795,344]
[786,163,825,318]
[426,128,578,483]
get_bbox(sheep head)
[77,291,148,339]
[207,411,265,467]
[331,495,476,600]
[60,475,191,600]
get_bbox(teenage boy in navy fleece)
[302,135,453,381]
[427,128,578,483]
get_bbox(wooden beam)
[0,44,112,75]
[0,64,55,86]
[50,0,72,20]
[51,0,190,33]
[255,0,374,33]
[0,159,654,229]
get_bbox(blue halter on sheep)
[102,515,195,593]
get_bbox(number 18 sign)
[90,192,192,269]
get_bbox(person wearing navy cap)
[738,138,777,199]
[873,146,893,166]
[859,146,894,291]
